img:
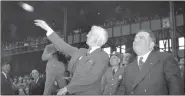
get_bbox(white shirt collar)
[2,71,7,79]
[112,66,119,73]
[89,46,100,53]
[137,50,152,65]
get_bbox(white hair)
[91,25,108,46]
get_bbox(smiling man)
[122,30,184,95]
[34,20,109,95]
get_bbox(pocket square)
[79,56,83,60]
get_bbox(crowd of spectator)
[2,32,65,56]
[9,71,45,95]
[2,36,49,50]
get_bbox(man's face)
[31,70,39,79]
[86,28,98,47]
[2,64,10,74]
[122,53,131,65]
[110,55,120,66]
[18,77,23,83]
[133,32,154,56]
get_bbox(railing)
[2,10,184,56]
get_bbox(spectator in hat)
[101,52,125,95]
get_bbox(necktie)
[139,57,144,70]
[112,69,116,76]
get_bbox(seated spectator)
[23,75,31,86]
[17,76,27,95]
[12,76,19,94]
[25,87,29,95]
[18,88,26,95]
[13,76,18,85]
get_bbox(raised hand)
[34,19,54,32]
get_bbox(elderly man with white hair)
[34,20,109,95]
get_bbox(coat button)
[53,65,55,67]
[131,92,134,94]
[111,84,114,85]
[112,79,114,80]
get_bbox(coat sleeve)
[164,55,184,95]
[47,32,78,56]
[66,53,109,93]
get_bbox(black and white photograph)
[1,1,184,95]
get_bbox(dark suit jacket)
[29,77,45,95]
[47,32,109,95]
[101,67,125,95]
[118,51,184,95]
[1,73,15,95]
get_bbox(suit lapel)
[2,73,7,80]
[69,48,102,75]
[68,49,87,73]
[130,59,140,79]
[132,51,160,90]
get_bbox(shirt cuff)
[46,30,54,36]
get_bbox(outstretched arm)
[34,19,78,56]
[47,32,78,56]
